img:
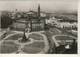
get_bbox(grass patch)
[0,41,19,53]
[5,33,23,40]
[29,33,44,40]
[23,42,45,53]
[55,36,74,40]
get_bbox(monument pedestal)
[19,33,30,43]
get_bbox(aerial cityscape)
[0,0,77,54]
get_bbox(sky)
[0,0,78,13]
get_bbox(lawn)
[28,33,44,40]
[55,36,74,40]
[22,42,45,53]
[5,33,23,40]
[0,41,19,53]
[0,31,15,40]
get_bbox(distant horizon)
[0,0,78,14]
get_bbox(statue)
[20,23,31,43]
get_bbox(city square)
[0,0,77,54]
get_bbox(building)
[55,22,77,30]
[11,4,46,31]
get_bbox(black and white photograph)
[0,0,78,54]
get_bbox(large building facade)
[11,4,46,31]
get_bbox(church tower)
[38,4,40,18]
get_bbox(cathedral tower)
[38,4,40,18]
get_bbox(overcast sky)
[0,0,78,13]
